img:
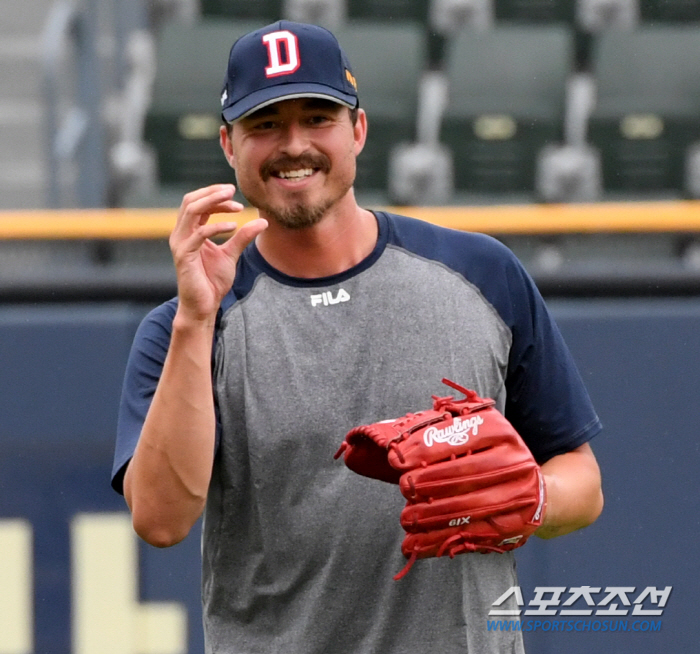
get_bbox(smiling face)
[221,98,367,229]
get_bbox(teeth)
[277,168,313,179]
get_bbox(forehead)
[239,97,345,121]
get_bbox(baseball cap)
[221,21,359,123]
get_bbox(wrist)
[534,473,559,539]
[172,307,218,334]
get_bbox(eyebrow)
[244,98,343,121]
[244,105,278,120]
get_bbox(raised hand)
[169,184,268,321]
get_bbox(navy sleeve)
[498,252,602,463]
[385,213,602,463]
[111,250,259,496]
[111,300,178,494]
[110,298,230,494]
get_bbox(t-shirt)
[113,211,602,654]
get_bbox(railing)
[41,0,163,209]
[2,202,700,301]
[43,0,106,208]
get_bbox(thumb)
[222,218,268,261]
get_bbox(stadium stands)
[134,1,700,206]
[200,0,283,20]
[440,25,572,199]
[494,0,576,24]
[639,0,700,21]
[143,20,262,192]
[346,0,430,21]
[333,22,427,195]
[587,26,700,198]
[200,0,430,23]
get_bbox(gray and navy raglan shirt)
[112,211,602,654]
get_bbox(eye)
[307,114,332,126]
[253,120,278,131]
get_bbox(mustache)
[260,154,331,181]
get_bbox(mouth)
[262,155,330,182]
[274,167,315,181]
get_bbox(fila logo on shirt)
[262,30,300,77]
[310,289,350,307]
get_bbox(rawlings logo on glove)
[423,414,483,446]
[334,379,546,580]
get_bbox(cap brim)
[222,83,358,122]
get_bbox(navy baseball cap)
[221,21,359,123]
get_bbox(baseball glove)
[334,379,546,580]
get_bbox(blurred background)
[1,0,700,653]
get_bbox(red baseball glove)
[335,379,546,579]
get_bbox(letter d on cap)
[262,31,300,77]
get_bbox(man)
[112,20,603,654]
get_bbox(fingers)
[221,218,269,261]
[172,184,242,243]
[170,184,269,268]
[170,184,249,257]
[181,183,243,213]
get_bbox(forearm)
[535,443,604,540]
[125,313,218,547]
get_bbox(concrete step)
[0,0,140,210]
[0,164,47,209]
[0,37,43,103]
[0,28,48,209]
[0,102,43,165]
[0,0,55,37]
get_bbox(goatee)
[261,199,335,229]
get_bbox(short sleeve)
[111,300,177,494]
[500,256,602,462]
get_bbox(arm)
[535,442,603,539]
[124,314,219,547]
[124,184,267,547]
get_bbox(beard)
[237,153,355,229]
[255,195,338,229]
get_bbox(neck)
[254,193,378,278]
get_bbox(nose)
[279,120,310,157]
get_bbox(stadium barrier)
[1,203,699,652]
[2,200,700,238]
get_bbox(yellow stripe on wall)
[402,201,700,234]
[2,201,700,240]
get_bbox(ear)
[220,125,236,169]
[352,108,368,157]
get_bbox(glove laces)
[394,533,504,581]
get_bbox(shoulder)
[379,211,534,320]
[383,211,508,253]
[381,211,523,277]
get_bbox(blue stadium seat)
[347,0,430,22]
[587,26,700,197]
[200,0,283,20]
[333,22,427,195]
[494,0,576,24]
[440,25,573,197]
[639,0,700,21]
[144,20,264,189]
